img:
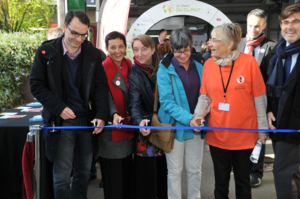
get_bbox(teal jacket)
[157,53,204,141]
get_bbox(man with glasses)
[238,8,276,188]
[266,3,300,199]
[30,10,109,198]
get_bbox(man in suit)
[239,8,276,188]
[154,29,168,52]
[266,3,300,198]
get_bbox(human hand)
[60,107,76,120]
[91,119,105,134]
[112,113,124,128]
[258,134,268,144]
[267,112,276,130]
[190,116,205,132]
[139,119,151,136]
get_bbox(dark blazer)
[267,53,300,144]
[239,37,276,82]
[30,36,109,161]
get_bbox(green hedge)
[0,31,46,111]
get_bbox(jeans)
[52,118,92,199]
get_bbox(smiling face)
[63,17,88,53]
[209,33,233,59]
[280,12,300,44]
[132,40,155,65]
[247,15,267,40]
[106,38,126,66]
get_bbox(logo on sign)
[163,3,174,13]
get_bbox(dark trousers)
[134,154,168,199]
[273,141,300,199]
[251,144,266,179]
[209,145,252,199]
[99,155,133,199]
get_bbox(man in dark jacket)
[30,10,109,198]
[266,3,300,199]
[239,8,276,188]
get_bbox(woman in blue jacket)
[157,27,205,199]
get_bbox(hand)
[139,119,151,136]
[258,134,268,144]
[91,119,105,134]
[112,113,124,128]
[267,112,276,130]
[60,107,76,120]
[190,116,204,132]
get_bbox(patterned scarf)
[133,52,159,83]
[266,37,300,97]
[214,50,240,66]
[245,33,265,55]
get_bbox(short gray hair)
[247,9,267,23]
[169,27,193,50]
[211,23,242,50]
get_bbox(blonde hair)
[211,23,242,50]
[131,34,155,49]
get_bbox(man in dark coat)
[266,3,300,199]
[30,10,109,198]
[239,8,276,188]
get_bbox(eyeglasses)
[173,49,191,56]
[281,20,300,27]
[67,26,88,39]
[208,38,222,44]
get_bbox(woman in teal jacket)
[157,27,205,199]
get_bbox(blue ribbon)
[42,124,300,135]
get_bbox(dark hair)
[247,9,268,23]
[169,27,193,50]
[64,10,90,27]
[159,29,167,35]
[105,31,126,48]
[278,3,300,22]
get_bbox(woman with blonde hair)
[128,34,168,199]
[194,23,268,199]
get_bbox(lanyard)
[219,61,235,103]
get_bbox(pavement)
[87,139,276,199]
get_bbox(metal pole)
[29,125,42,199]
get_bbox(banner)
[96,0,131,54]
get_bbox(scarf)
[102,56,134,142]
[214,50,240,66]
[266,37,300,97]
[133,52,159,83]
[245,33,265,55]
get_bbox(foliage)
[0,31,46,110]
[0,0,55,32]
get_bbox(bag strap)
[154,74,173,113]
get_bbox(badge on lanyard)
[218,61,235,112]
[116,77,121,86]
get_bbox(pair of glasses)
[67,26,88,39]
[173,49,191,56]
[208,38,222,43]
[281,20,300,27]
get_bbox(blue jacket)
[157,53,204,141]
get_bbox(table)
[0,104,53,199]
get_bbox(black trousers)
[273,141,300,199]
[99,155,133,199]
[251,144,266,179]
[209,145,252,199]
[134,154,168,199]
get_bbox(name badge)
[219,102,230,111]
